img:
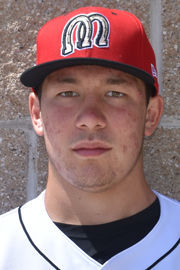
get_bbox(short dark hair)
[34,85,42,102]
[145,83,156,105]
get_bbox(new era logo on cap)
[61,13,110,56]
[151,64,158,79]
[20,6,159,95]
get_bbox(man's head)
[21,7,163,192]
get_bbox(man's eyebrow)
[53,77,78,84]
[106,78,128,84]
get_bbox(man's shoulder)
[156,192,180,209]
[0,192,44,232]
[0,207,19,226]
[0,207,23,255]
[156,191,180,231]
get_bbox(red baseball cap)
[20,6,159,95]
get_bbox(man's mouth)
[71,141,112,157]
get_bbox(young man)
[0,6,179,270]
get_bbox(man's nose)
[75,97,106,131]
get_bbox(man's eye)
[58,91,79,97]
[106,91,124,97]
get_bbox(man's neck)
[44,168,155,225]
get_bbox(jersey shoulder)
[0,207,19,227]
[155,191,180,230]
[156,191,180,209]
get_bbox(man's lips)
[73,148,110,157]
[71,141,112,157]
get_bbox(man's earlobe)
[29,93,44,136]
[144,95,164,137]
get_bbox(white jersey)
[0,191,179,270]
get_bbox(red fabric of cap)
[20,6,159,94]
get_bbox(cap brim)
[20,58,155,93]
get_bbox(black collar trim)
[18,206,61,270]
[145,238,180,269]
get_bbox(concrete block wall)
[0,0,179,214]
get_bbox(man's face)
[35,66,151,192]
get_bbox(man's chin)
[65,171,118,193]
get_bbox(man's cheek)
[43,111,69,135]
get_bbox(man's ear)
[29,92,44,136]
[144,95,164,137]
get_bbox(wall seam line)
[26,129,38,202]
[150,0,163,94]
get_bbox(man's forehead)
[45,65,141,84]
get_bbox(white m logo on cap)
[61,13,110,56]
